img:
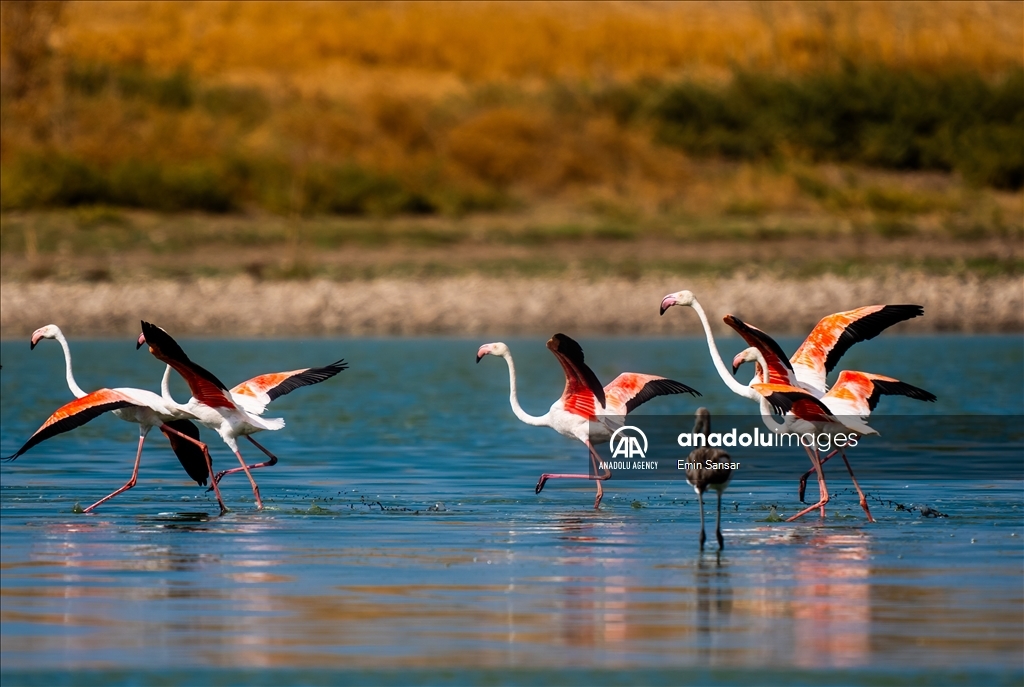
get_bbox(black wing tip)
[548,333,584,358]
[877,379,937,403]
[884,304,925,318]
[663,379,702,397]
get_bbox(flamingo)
[477,333,701,509]
[659,290,833,518]
[31,323,209,476]
[684,407,732,550]
[724,313,934,520]
[752,372,936,521]
[15,324,222,512]
[137,321,347,510]
[3,376,226,513]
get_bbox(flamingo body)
[477,333,700,508]
[138,321,347,509]
[4,385,219,512]
[14,325,219,511]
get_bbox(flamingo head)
[659,289,695,315]
[732,346,765,381]
[30,324,62,349]
[476,342,509,363]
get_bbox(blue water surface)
[1,335,1022,686]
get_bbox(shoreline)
[2,274,1021,338]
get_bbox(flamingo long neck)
[499,350,551,427]
[54,331,87,398]
[688,300,761,402]
[159,365,187,411]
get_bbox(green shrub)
[303,165,436,216]
[0,155,105,209]
[649,67,1024,189]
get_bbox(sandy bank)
[1,274,1021,338]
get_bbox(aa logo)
[609,425,648,459]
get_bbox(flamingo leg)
[160,423,227,513]
[697,490,706,550]
[798,449,838,502]
[787,444,829,522]
[232,448,264,509]
[715,489,724,551]
[839,449,875,522]
[82,429,148,513]
[211,436,279,485]
[534,440,611,510]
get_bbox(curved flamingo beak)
[136,333,146,350]
[475,344,491,363]
[659,295,677,315]
[731,352,745,375]
[30,335,41,350]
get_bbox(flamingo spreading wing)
[23,324,219,510]
[230,361,349,416]
[138,321,347,510]
[823,370,937,417]
[478,333,700,509]
[789,305,924,391]
[4,386,219,512]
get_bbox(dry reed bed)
[2,274,1019,338]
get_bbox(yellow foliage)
[50,1,1023,87]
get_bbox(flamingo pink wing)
[790,305,924,388]
[604,373,701,415]
[5,389,136,461]
[141,321,234,409]
[547,334,606,417]
[230,360,348,407]
[826,370,936,414]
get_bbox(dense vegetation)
[1,1,1022,216]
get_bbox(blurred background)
[0,0,1021,334]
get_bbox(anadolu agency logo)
[609,425,648,459]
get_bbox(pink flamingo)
[4,381,226,513]
[29,323,215,484]
[137,321,346,510]
[726,306,936,506]
[477,333,701,509]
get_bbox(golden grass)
[1,1,1021,221]
[51,1,1023,90]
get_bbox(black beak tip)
[136,340,144,350]
[475,354,483,364]
[30,341,37,350]
[731,364,739,375]
[659,306,667,316]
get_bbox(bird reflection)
[695,552,733,642]
[791,532,871,668]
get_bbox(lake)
[1,335,1022,686]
